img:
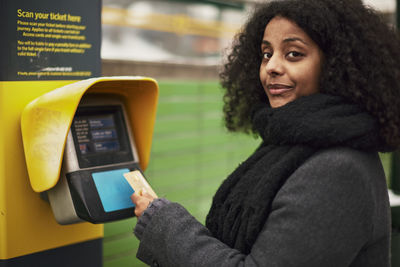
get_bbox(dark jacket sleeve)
[134,148,387,267]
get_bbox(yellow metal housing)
[21,76,158,193]
[1,80,101,259]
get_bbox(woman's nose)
[265,55,284,76]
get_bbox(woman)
[131,0,400,266]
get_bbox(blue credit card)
[92,168,135,212]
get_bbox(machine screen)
[71,105,134,168]
[74,115,120,154]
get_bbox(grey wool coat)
[134,147,391,267]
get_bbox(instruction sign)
[0,0,101,81]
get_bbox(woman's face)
[259,16,323,108]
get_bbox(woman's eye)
[287,51,304,59]
[262,52,272,60]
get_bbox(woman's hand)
[130,190,156,218]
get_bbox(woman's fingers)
[130,192,156,218]
[141,191,154,199]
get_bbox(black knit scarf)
[205,93,387,254]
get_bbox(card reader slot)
[66,163,141,223]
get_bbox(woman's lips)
[267,84,294,95]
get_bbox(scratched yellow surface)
[21,77,158,193]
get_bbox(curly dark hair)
[220,0,400,147]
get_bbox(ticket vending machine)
[21,76,158,225]
[48,95,142,224]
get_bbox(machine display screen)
[71,105,134,168]
[74,115,120,154]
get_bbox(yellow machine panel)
[0,81,102,259]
